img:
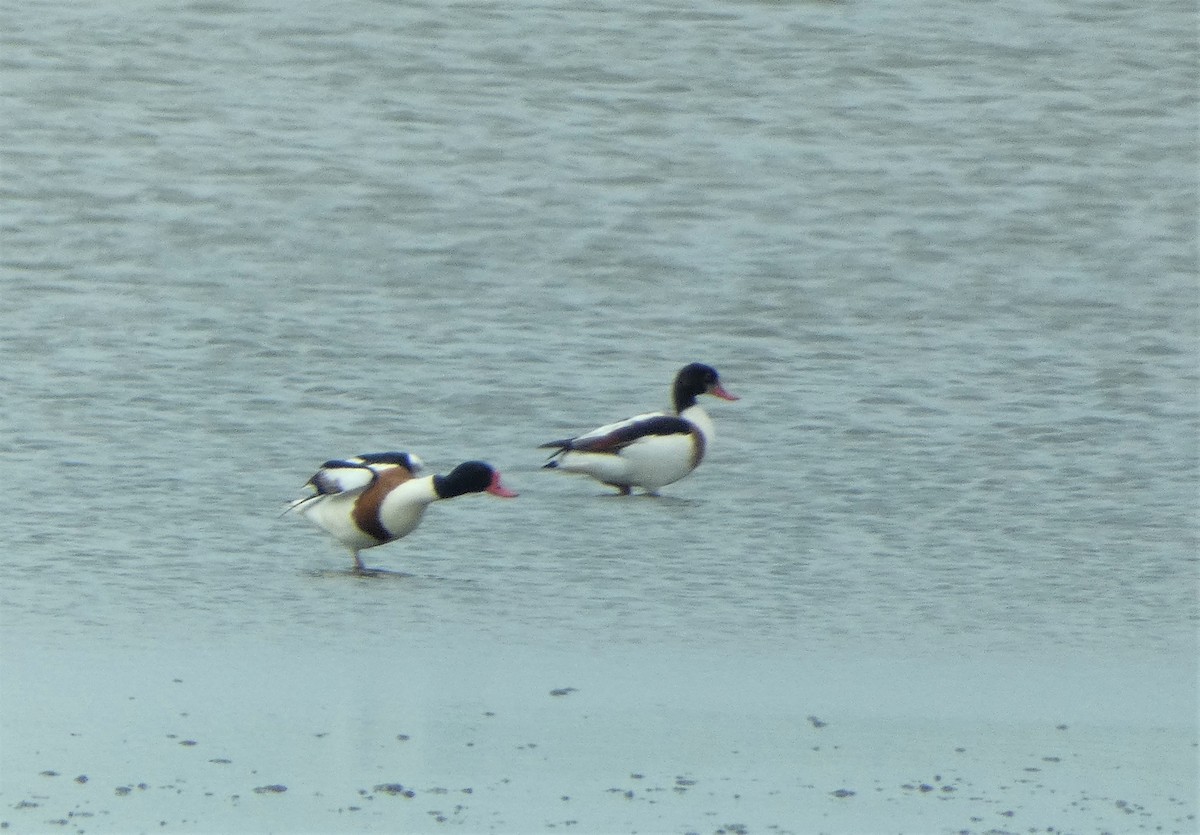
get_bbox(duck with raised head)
[539,362,739,495]
[287,451,517,573]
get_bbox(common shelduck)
[286,451,517,573]
[539,363,739,495]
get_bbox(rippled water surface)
[1,0,1196,665]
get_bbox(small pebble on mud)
[373,783,416,798]
[253,784,287,794]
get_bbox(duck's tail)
[538,440,572,467]
[281,493,319,517]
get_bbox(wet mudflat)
[2,640,1193,834]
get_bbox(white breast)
[613,432,701,490]
[375,478,438,539]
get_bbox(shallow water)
[1,0,1196,682]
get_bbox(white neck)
[380,476,440,511]
[375,476,441,539]
[680,403,715,441]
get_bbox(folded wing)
[287,451,422,513]
[542,413,694,456]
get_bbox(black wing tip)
[542,460,560,470]
[319,458,357,469]
[354,451,418,469]
[284,491,323,515]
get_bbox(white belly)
[302,493,381,550]
[558,433,699,491]
[302,479,433,549]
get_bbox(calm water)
[1,0,1196,664]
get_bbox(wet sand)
[1,638,1194,834]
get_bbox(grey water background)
[1,0,1196,666]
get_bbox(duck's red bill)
[711,384,740,401]
[487,472,519,498]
